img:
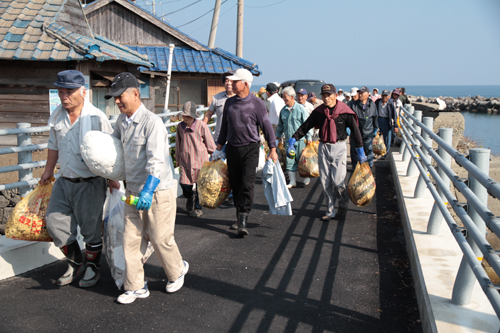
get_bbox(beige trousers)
[123,186,184,291]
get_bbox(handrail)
[0,107,215,192]
[397,105,500,318]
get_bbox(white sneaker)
[117,283,150,304]
[303,177,310,186]
[166,261,189,293]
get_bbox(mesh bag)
[198,159,232,209]
[348,162,376,207]
[298,142,319,178]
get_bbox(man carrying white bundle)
[106,72,188,304]
[41,70,113,288]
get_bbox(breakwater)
[409,95,500,113]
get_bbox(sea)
[251,84,500,155]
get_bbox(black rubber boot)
[238,214,249,237]
[230,208,239,230]
[79,243,102,288]
[58,241,84,286]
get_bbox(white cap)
[350,87,359,95]
[227,68,254,83]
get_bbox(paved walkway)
[0,152,421,332]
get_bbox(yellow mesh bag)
[277,142,287,172]
[6,178,55,242]
[348,162,376,207]
[298,142,319,178]
[372,133,387,156]
[198,160,232,209]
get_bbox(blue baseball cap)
[297,88,308,95]
[54,70,85,88]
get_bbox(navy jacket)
[375,99,398,130]
[350,99,378,138]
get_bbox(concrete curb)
[390,148,499,333]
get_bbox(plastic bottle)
[121,195,139,206]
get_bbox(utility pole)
[236,0,243,57]
[208,0,221,48]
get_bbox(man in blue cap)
[106,72,188,304]
[296,88,314,114]
[41,69,113,288]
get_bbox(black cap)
[266,82,278,93]
[320,84,336,95]
[221,70,235,84]
[358,86,369,94]
[105,72,140,99]
[54,70,85,89]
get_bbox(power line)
[159,0,203,19]
[187,3,236,35]
[245,0,288,8]
[176,0,229,29]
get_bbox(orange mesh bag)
[198,159,232,209]
[298,142,319,178]
[5,178,55,242]
[348,162,376,207]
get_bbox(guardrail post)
[414,117,434,198]
[402,106,414,161]
[406,110,421,176]
[452,148,491,306]
[17,123,33,198]
[427,128,453,235]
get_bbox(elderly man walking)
[297,88,314,114]
[212,69,278,237]
[266,82,285,139]
[276,87,312,188]
[349,86,378,168]
[106,72,187,304]
[290,84,365,221]
[375,90,397,159]
[42,70,113,288]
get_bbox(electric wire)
[159,0,203,19]
[176,0,229,28]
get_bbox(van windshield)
[294,82,324,98]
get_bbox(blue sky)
[135,0,500,86]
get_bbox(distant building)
[83,0,262,113]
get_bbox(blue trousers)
[350,135,374,168]
[378,117,392,156]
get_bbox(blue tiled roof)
[127,45,261,76]
[0,0,153,67]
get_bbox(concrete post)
[208,0,222,48]
[414,117,434,198]
[402,107,414,162]
[427,128,453,235]
[236,0,244,57]
[452,148,491,305]
[17,123,32,198]
[164,44,175,112]
[406,110,422,177]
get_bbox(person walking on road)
[106,72,188,304]
[347,87,359,108]
[276,86,312,188]
[349,86,378,168]
[42,70,113,288]
[290,84,365,222]
[212,68,278,237]
[266,82,286,141]
[177,101,216,218]
[297,88,314,114]
[375,89,397,159]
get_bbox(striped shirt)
[175,119,216,185]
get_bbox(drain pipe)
[164,44,175,112]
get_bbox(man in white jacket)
[266,82,285,139]
[42,70,113,288]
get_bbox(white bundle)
[81,131,125,181]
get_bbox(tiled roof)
[127,45,261,76]
[0,0,153,67]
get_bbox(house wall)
[86,3,190,47]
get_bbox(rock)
[0,207,14,235]
[0,195,9,208]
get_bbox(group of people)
[39,67,410,306]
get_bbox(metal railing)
[0,106,214,197]
[397,105,500,318]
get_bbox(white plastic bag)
[256,145,266,173]
[103,182,155,289]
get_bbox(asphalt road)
[0,152,421,333]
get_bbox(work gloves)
[212,149,225,161]
[287,138,297,159]
[136,175,161,210]
[346,127,351,136]
[356,147,367,165]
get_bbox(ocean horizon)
[251,84,500,98]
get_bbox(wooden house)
[0,0,153,127]
[83,0,261,113]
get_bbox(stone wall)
[0,189,20,235]
[410,95,500,113]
